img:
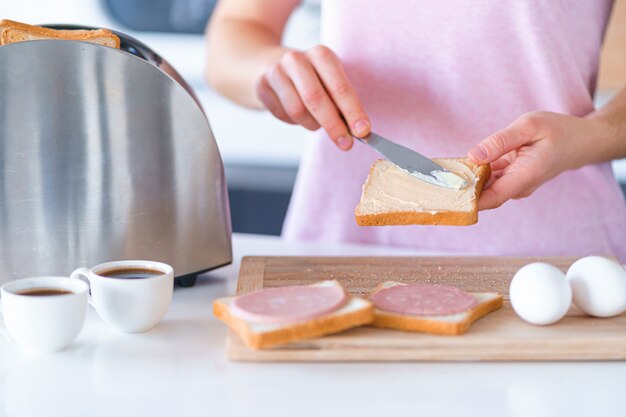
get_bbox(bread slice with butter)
[355,158,490,226]
[0,19,120,48]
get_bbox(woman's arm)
[467,87,626,210]
[205,0,371,150]
[205,0,297,108]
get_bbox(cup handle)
[0,298,9,342]
[70,267,94,305]
[0,323,8,342]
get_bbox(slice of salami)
[370,283,476,316]
[230,283,348,324]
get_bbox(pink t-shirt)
[283,0,626,261]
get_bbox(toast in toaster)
[0,19,120,48]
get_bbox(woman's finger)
[281,51,353,150]
[483,173,497,189]
[306,45,370,137]
[484,167,507,189]
[468,114,542,165]
[265,62,321,131]
[489,157,512,171]
[478,168,538,210]
[256,74,296,125]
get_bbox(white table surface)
[0,233,625,417]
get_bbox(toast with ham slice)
[0,19,120,48]
[369,281,502,335]
[214,281,374,349]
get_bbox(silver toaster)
[0,26,232,287]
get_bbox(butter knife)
[353,132,467,189]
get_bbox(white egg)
[509,262,572,325]
[566,256,626,317]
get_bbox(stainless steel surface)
[355,132,465,188]
[45,24,203,110]
[0,40,232,283]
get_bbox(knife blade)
[353,131,467,189]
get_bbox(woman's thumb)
[468,118,535,164]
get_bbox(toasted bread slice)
[214,281,374,349]
[369,281,502,335]
[0,19,120,48]
[355,158,490,226]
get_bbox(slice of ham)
[370,283,476,316]
[230,283,348,324]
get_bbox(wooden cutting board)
[227,256,626,361]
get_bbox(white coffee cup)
[70,260,173,333]
[0,277,89,352]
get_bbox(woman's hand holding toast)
[468,111,623,210]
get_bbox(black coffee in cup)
[17,288,74,296]
[100,268,163,279]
